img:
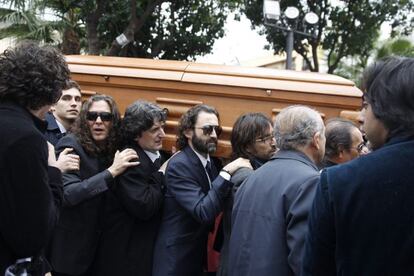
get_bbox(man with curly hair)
[94,100,167,276]
[0,41,69,274]
[153,104,251,276]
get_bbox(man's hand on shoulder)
[108,148,140,177]
[222,157,252,176]
[55,147,80,173]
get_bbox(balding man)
[228,105,325,276]
[321,118,366,168]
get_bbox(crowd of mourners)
[1,41,414,276]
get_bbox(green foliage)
[376,38,414,59]
[334,37,414,85]
[98,0,240,59]
[0,0,241,59]
[0,3,62,44]
[243,0,414,74]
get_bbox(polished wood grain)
[68,55,363,158]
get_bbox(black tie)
[153,157,161,169]
[206,161,214,181]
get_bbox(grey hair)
[274,105,324,150]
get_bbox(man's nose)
[70,98,78,106]
[159,127,166,138]
[210,128,218,138]
[95,116,103,123]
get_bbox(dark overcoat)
[0,103,62,274]
[93,144,164,276]
[228,150,319,276]
[303,136,414,275]
[152,146,233,276]
[47,134,113,275]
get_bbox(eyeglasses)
[350,142,367,153]
[256,134,274,143]
[195,125,222,136]
[86,111,113,122]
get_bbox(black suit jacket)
[303,136,414,275]
[47,134,114,275]
[44,112,65,146]
[0,103,62,274]
[94,144,164,276]
[153,146,233,276]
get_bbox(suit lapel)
[131,144,158,172]
[184,146,211,193]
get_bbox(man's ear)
[184,128,193,140]
[246,144,254,155]
[312,131,321,150]
[337,144,345,159]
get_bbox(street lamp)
[263,0,318,70]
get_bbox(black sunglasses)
[86,111,113,122]
[195,125,222,136]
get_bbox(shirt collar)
[144,150,160,163]
[55,118,67,133]
[191,147,210,168]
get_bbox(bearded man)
[153,104,251,276]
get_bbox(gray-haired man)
[228,105,325,276]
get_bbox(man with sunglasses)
[48,95,139,276]
[303,58,414,275]
[153,104,251,276]
[320,118,366,168]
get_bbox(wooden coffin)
[66,55,363,158]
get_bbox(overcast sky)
[196,14,272,65]
[196,12,407,66]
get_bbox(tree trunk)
[86,0,106,55]
[86,15,100,55]
[61,27,80,55]
[312,43,319,72]
[106,0,166,56]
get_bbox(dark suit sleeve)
[166,159,233,225]
[0,134,62,258]
[286,173,319,275]
[61,169,113,206]
[55,139,113,207]
[302,170,336,275]
[116,164,164,220]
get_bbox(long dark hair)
[362,57,414,138]
[231,112,272,159]
[71,94,121,157]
